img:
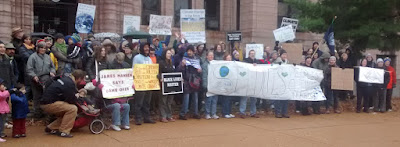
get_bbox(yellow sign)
[133,64,160,91]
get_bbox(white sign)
[245,44,264,60]
[149,14,173,35]
[358,67,384,84]
[75,3,96,33]
[123,15,141,34]
[180,9,206,43]
[207,61,326,101]
[281,17,299,32]
[273,25,296,42]
[100,69,135,99]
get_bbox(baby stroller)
[73,103,105,134]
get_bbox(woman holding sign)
[158,49,176,123]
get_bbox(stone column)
[0,0,33,42]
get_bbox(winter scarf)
[23,43,35,50]
[55,42,68,55]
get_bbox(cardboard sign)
[149,14,173,35]
[281,43,303,64]
[245,44,264,60]
[75,3,96,33]
[331,68,354,90]
[281,17,299,32]
[227,32,242,41]
[100,69,135,99]
[123,15,141,34]
[180,9,206,43]
[133,64,160,91]
[162,73,183,95]
[273,25,296,42]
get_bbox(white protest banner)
[75,3,96,33]
[207,61,326,101]
[123,15,141,34]
[273,25,296,42]
[245,44,264,60]
[100,69,135,99]
[149,14,173,35]
[281,17,299,32]
[180,9,206,43]
[358,67,384,84]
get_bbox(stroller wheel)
[89,119,105,134]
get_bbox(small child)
[0,78,10,142]
[10,84,29,138]
[77,89,100,115]
[65,33,82,75]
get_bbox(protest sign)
[227,32,242,42]
[123,15,141,34]
[207,61,326,101]
[180,9,206,43]
[100,69,135,99]
[183,57,201,69]
[245,44,264,60]
[281,17,299,32]
[358,67,384,84]
[273,25,296,42]
[162,73,183,95]
[331,68,354,90]
[75,3,96,33]
[149,14,173,35]
[133,64,160,91]
[281,43,303,64]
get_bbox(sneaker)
[179,115,187,120]
[20,134,26,137]
[135,120,142,125]
[275,114,282,118]
[388,109,393,112]
[58,132,73,138]
[205,115,211,120]
[12,134,20,138]
[110,125,121,131]
[121,126,130,130]
[0,134,6,138]
[334,110,341,114]
[295,110,300,113]
[0,138,6,142]
[229,114,235,118]
[250,114,260,118]
[282,115,290,118]
[5,123,12,129]
[325,110,331,114]
[167,118,176,122]
[224,115,232,118]
[193,115,201,119]
[144,119,156,124]
[212,115,219,119]
[240,114,246,119]
[160,118,168,123]
[45,127,57,135]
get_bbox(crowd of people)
[0,27,397,141]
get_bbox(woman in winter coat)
[354,59,373,113]
[52,33,80,76]
[214,44,224,60]
[86,46,111,81]
[19,34,35,83]
[158,49,176,122]
[384,57,396,112]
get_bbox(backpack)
[189,74,201,90]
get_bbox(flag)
[324,23,335,55]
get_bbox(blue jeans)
[180,92,199,116]
[205,95,218,115]
[64,63,73,75]
[239,97,257,115]
[222,96,232,115]
[275,100,289,116]
[106,103,130,126]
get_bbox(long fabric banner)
[180,9,206,43]
[133,64,160,91]
[100,69,135,99]
[207,61,326,101]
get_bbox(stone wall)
[0,0,34,42]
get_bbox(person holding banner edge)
[374,58,390,113]
[202,51,220,120]
[158,49,176,123]
[239,50,260,119]
[354,59,373,113]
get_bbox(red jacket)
[259,59,271,64]
[387,65,397,89]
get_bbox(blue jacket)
[11,93,30,119]
[147,35,171,57]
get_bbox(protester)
[179,45,202,120]
[196,44,207,64]
[26,42,56,118]
[354,59,373,113]
[19,34,35,83]
[269,51,279,63]
[214,44,225,60]
[202,51,219,119]
[52,33,78,76]
[374,58,390,113]
[324,56,340,114]
[299,57,313,115]
[0,43,16,89]
[86,46,110,81]
[306,48,314,57]
[365,53,376,68]
[110,52,130,69]
[5,43,19,84]
[102,39,118,63]
[233,42,244,61]
[41,70,86,138]
[240,50,260,119]
[312,42,323,57]
[158,49,176,123]
[0,78,10,142]
[384,57,396,112]
[11,27,24,51]
[274,49,290,118]
[222,54,235,118]
[122,42,137,67]
[312,51,331,114]
[149,47,157,64]
[10,84,29,138]
[132,43,156,125]
[148,36,171,57]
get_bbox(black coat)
[86,57,110,81]
[244,58,261,64]
[339,59,353,68]
[354,67,372,87]
[374,67,390,89]
[0,55,16,88]
[41,76,78,105]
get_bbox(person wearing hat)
[52,33,75,76]
[365,53,376,68]
[373,58,390,113]
[0,42,16,90]
[323,56,340,114]
[311,51,331,114]
[5,43,19,83]
[147,35,171,58]
[384,57,396,112]
[11,27,24,51]
[26,41,56,118]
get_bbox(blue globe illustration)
[219,66,229,77]
[75,13,94,33]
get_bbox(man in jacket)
[0,43,16,89]
[41,70,86,138]
[239,50,260,118]
[5,43,19,84]
[311,51,330,114]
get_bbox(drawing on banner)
[245,44,264,59]
[75,3,96,33]
[281,17,299,32]
[331,68,354,90]
[180,9,206,43]
[273,25,296,42]
[358,67,384,84]
[133,64,160,91]
[207,61,325,101]
[123,15,141,34]
[281,43,303,64]
[100,69,135,99]
[162,73,183,95]
[149,14,173,35]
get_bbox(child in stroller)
[77,89,100,115]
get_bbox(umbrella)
[30,32,53,38]
[123,30,151,39]
[94,32,121,42]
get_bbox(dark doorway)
[34,0,78,36]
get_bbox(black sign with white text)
[162,73,183,95]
